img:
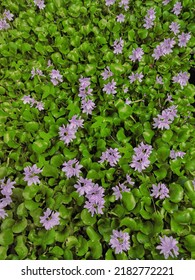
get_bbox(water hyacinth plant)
[0,0,195,260]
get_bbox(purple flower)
[169,22,180,35]
[129,48,144,62]
[84,183,105,216]
[84,197,105,216]
[78,87,93,100]
[3,10,14,21]
[79,77,91,89]
[0,19,10,30]
[112,183,130,200]
[62,159,83,179]
[69,115,84,129]
[165,94,173,103]
[0,207,8,219]
[47,59,53,67]
[103,79,117,95]
[113,38,124,54]
[123,86,128,93]
[101,67,113,80]
[99,148,121,167]
[152,38,176,60]
[21,95,35,105]
[162,0,171,5]
[126,174,135,186]
[74,177,94,196]
[170,150,186,159]
[50,69,63,86]
[178,32,191,47]
[116,14,125,23]
[81,99,96,115]
[125,98,132,105]
[130,142,153,172]
[23,164,42,186]
[143,8,156,29]
[156,76,164,85]
[40,208,60,230]
[129,72,144,83]
[0,177,15,219]
[172,2,182,16]
[35,101,44,111]
[31,68,44,78]
[156,236,179,259]
[151,183,169,199]
[109,230,130,254]
[153,105,177,130]
[119,0,129,10]
[172,72,189,88]
[34,0,45,10]
[105,0,116,6]
[0,178,16,197]
[59,124,76,145]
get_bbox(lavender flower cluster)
[130,142,153,172]
[170,150,186,160]
[21,95,44,111]
[99,148,121,166]
[153,105,178,130]
[62,158,83,179]
[0,9,14,31]
[79,77,96,115]
[58,115,84,146]
[34,0,45,10]
[143,8,156,29]
[0,178,16,219]
[151,183,170,200]
[102,67,117,95]
[74,177,105,216]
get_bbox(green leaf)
[111,204,126,218]
[24,122,39,132]
[157,145,170,161]
[138,29,148,39]
[23,185,39,200]
[122,192,136,211]
[24,200,39,211]
[152,213,164,233]
[118,104,132,120]
[66,236,79,249]
[85,64,97,76]
[81,209,97,225]
[86,226,101,241]
[76,237,88,257]
[105,249,115,260]
[184,235,195,252]
[42,164,59,178]
[0,246,7,260]
[12,218,27,233]
[120,217,137,231]
[154,167,167,180]
[143,129,154,144]
[50,246,64,256]
[42,229,55,245]
[173,210,191,224]
[0,230,14,246]
[169,183,183,203]
[15,236,28,259]
[128,30,135,41]
[88,240,102,259]
[50,154,64,167]
[32,140,49,154]
[0,167,7,179]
